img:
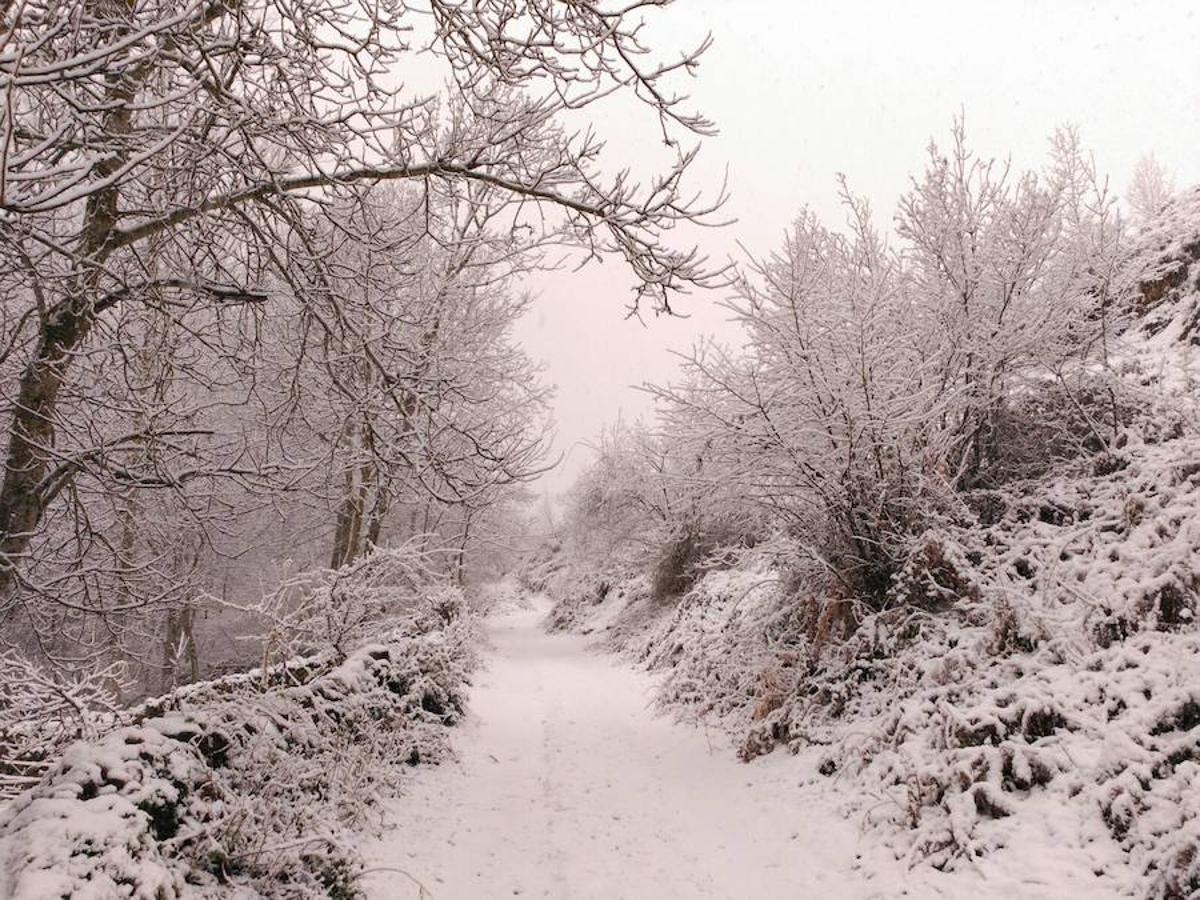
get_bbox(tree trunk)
[0,262,106,597]
[0,20,133,598]
[365,479,390,550]
[455,515,472,586]
[329,462,359,569]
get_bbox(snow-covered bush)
[540,413,772,642]
[0,590,476,899]
[1127,186,1200,347]
[471,576,541,617]
[815,426,1200,874]
[651,125,1128,608]
[220,540,460,667]
[644,557,795,725]
[0,651,121,801]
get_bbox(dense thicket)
[563,124,1132,614]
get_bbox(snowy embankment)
[362,593,1120,899]
[537,422,1200,898]
[526,199,1200,897]
[0,596,476,899]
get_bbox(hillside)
[533,193,1200,898]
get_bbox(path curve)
[362,598,1112,899]
[362,598,875,899]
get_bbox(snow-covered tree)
[0,0,721,683]
[1127,152,1177,222]
[650,123,1127,602]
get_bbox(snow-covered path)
[362,599,1116,899]
[361,598,876,899]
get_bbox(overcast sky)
[514,0,1200,499]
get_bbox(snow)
[0,595,477,898]
[363,597,1121,899]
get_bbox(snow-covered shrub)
[649,125,1128,611]
[0,591,476,899]
[221,540,452,666]
[1128,186,1200,346]
[0,651,121,801]
[649,512,762,603]
[515,538,568,598]
[964,375,1138,489]
[471,576,530,615]
[645,561,796,728]
[651,527,710,602]
[543,565,643,634]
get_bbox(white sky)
[514,0,1200,498]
